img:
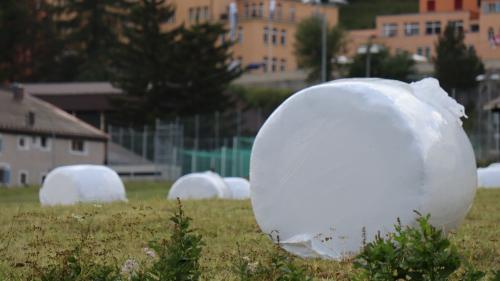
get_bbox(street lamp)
[356,40,382,77]
[302,0,347,82]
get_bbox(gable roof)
[23,82,122,96]
[0,88,108,141]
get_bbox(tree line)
[0,0,240,123]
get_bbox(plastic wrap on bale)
[224,177,251,199]
[250,78,477,260]
[168,171,231,200]
[39,165,127,206]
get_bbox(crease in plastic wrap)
[39,165,127,206]
[168,171,232,200]
[250,78,477,260]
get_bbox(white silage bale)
[250,78,477,260]
[39,165,127,206]
[224,177,251,199]
[168,171,231,200]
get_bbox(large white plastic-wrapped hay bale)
[250,78,477,260]
[224,177,251,199]
[168,171,231,200]
[40,165,127,206]
[477,164,500,188]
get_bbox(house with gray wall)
[0,86,108,187]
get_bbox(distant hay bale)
[168,171,231,200]
[224,177,250,199]
[39,165,127,206]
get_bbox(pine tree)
[169,23,241,116]
[54,0,129,81]
[434,24,484,92]
[111,0,180,125]
[112,0,240,125]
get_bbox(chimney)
[11,83,25,102]
[26,111,35,127]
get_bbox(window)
[19,171,28,186]
[425,21,441,35]
[251,3,257,17]
[289,7,296,21]
[404,22,419,36]
[203,6,210,20]
[244,3,249,17]
[272,28,278,45]
[484,2,500,13]
[470,24,480,32]
[0,165,10,185]
[195,7,201,21]
[271,57,277,72]
[276,3,282,19]
[263,56,268,72]
[382,23,398,37]
[427,0,436,11]
[280,59,286,72]
[449,20,464,33]
[17,136,29,150]
[165,11,176,23]
[280,29,286,45]
[425,46,431,59]
[417,47,423,55]
[455,0,463,10]
[189,8,195,22]
[39,136,51,151]
[258,2,264,17]
[70,139,86,154]
[263,26,269,43]
[238,26,243,43]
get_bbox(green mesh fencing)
[181,137,254,178]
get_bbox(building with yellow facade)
[163,0,339,83]
[348,0,500,71]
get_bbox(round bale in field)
[224,177,250,199]
[250,78,477,260]
[477,163,500,188]
[168,171,231,200]
[39,165,127,206]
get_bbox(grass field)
[0,183,498,280]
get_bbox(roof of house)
[23,82,122,96]
[0,87,108,141]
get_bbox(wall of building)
[0,133,105,187]
[163,0,338,74]
[419,0,479,14]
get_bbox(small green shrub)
[354,214,461,281]
[133,198,204,281]
[35,247,121,281]
[234,239,314,281]
[354,213,499,281]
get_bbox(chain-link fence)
[107,109,270,180]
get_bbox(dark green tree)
[112,0,240,125]
[54,0,129,81]
[168,23,241,116]
[348,48,415,81]
[434,24,484,92]
[0,0,61,82]
[294,16,345,82]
